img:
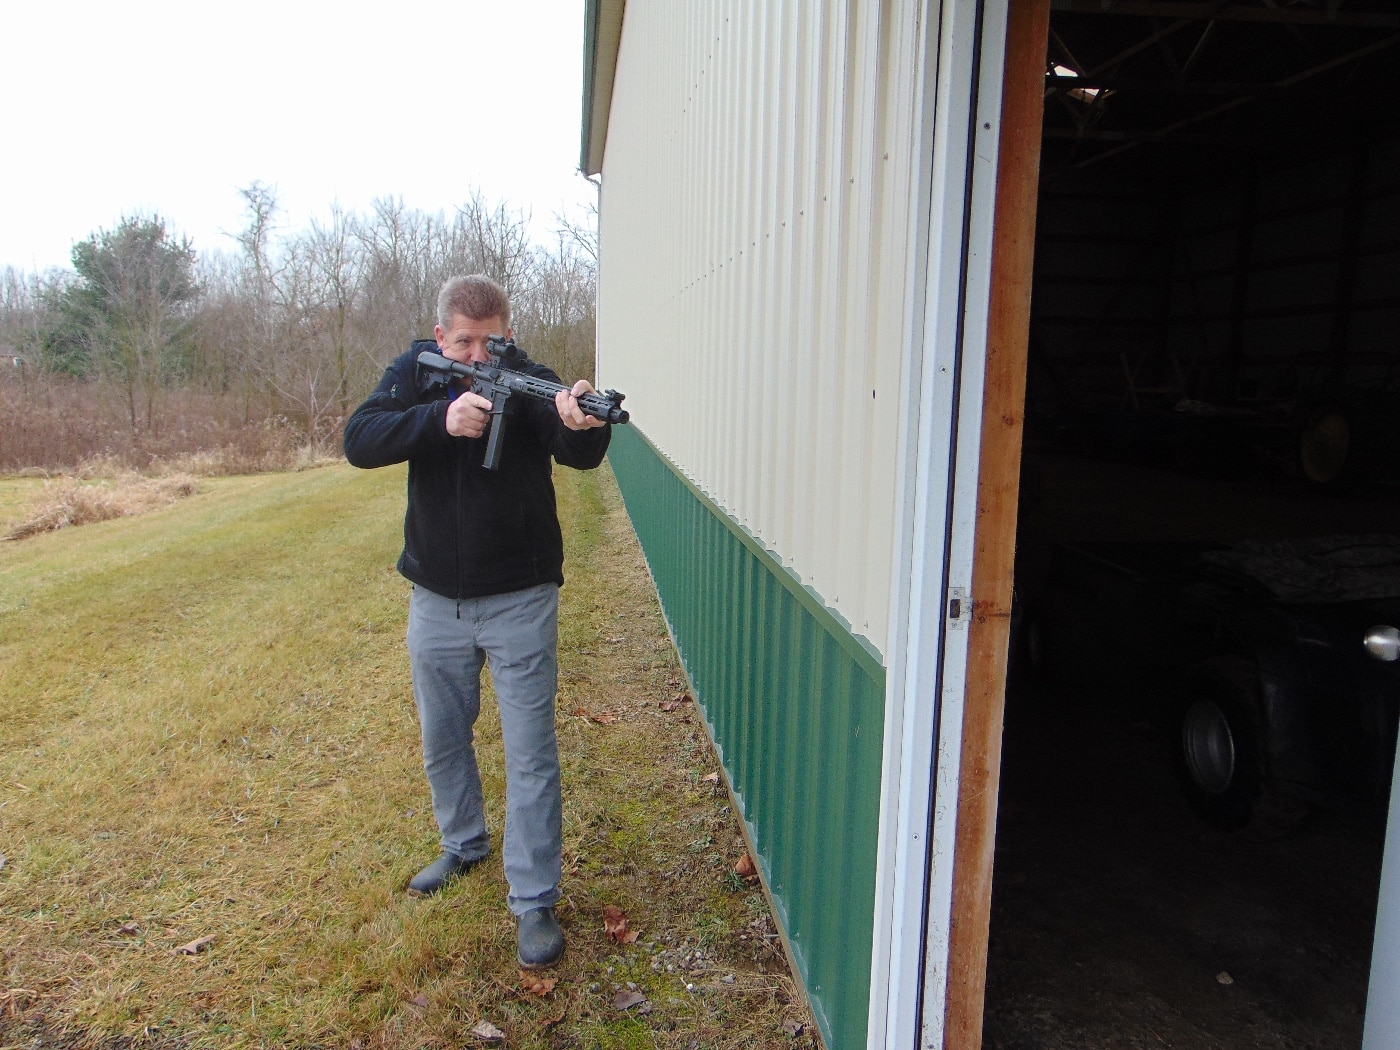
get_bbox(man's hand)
[446,390,493,438]
[556,380,608,431]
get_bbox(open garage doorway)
[984,4,1400,1047]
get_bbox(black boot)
[407,852,481,897]
[516,906,565,969]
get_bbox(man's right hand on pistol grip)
[446,390,493,439]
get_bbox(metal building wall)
[607,424,886,1050]
[1169,141,1400,395]
[596,0,926,657]
[1029,135,1400,422]
[593,2,1023,1046]
[594,4,940,1047]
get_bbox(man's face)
[435,313,510,365]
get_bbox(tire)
[1298,406,1352,487]
[1009,604,1056,688]
[1297,401,1388,493]
[1174,656,1307,836]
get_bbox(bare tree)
[302,204,368,414]
[188,251,243,394]
[0,267,47,392]
[201,187,598,439]
[514,231,597,384]
[452,190,535,299]
[228,182,286,421]
[360,197,441,361]
[555,196,600,266]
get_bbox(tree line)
[0,183,599,447]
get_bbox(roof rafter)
[1050,0,1400,29]
[1070,30,1400,169]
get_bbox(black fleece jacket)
[343,340,611,600]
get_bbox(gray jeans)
[407,582,562,915]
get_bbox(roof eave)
[581,0,626,177]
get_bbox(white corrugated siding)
[596,0,929,658]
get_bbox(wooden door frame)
[943,2,1051,1046]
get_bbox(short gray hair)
[437,274,511,328]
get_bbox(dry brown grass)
[3,473,200,540]
[3,444,341,542]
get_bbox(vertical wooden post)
[943,1,1050,1047]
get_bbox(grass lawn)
[0,478,47,528]
[0,462,817,1049]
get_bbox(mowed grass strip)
[0,463,816,1049]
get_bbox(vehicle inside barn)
[988,3,1400,1047]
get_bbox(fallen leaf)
[734,853,758,880]
[518,972,558,997]
[410,993,429,1009]
[659,693,692,712]
[471,1019,506,1042]
[602,904,627,940]
[613,989,648,1011]
[702,771,720,783]
[602,905,639,944]
[175,934,215,955]
[571,707,621,725]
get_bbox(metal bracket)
[947,587,970,630]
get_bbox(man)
[343,274,610,969]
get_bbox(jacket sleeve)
[342,355,451,468]
[521,363,613,470]
[547,410,612,470]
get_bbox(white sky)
[0,0,598,274]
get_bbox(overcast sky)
[0,0,598,274]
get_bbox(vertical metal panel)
[596,0,928,657]
[1364,754,1400,1050]
[918,5,1012,1048]
[608,425,885,1050]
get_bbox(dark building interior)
[987,3,1400,1046]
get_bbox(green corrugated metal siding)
[609,425,885,1050]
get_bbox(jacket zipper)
[453,394,464,618]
